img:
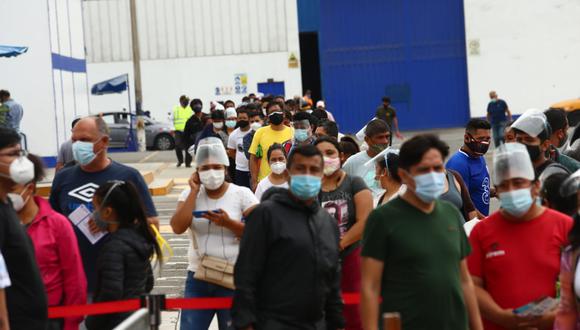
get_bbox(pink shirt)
[28,196,87,330]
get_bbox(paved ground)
[106,127,498,329]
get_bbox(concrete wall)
[84,0,302,122]
[0,0,89,159]
[464,0,580,118]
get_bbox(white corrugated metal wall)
[83,0,290,63]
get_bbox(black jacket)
[86,227,154,330]
[183,114,204,146]
[232,188,344,330]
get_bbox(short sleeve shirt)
[467,209,572,330]
[227,128,252,171]
[487,99,509,124]
[319,174,368,240]
[178,184,258,272]
[254,176,288,201]
[446,150,491,216]
[248,126,293,181]
[362,198,470,330]
[49,161,157,292]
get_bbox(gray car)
[96,112,175,150]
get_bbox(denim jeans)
[180,271,234,330]
[492,121,506,147]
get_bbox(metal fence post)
[142,294,166,330]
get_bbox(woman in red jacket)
[9,153,86,330]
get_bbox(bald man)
[49,117,159,295]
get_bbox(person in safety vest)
[172,95,193,167]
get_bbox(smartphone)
[192,210,221,218]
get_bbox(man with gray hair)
[0,90,24,133]
[49,116,159,296]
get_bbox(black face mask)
[193,105,202,113]
[269,112,284,126]
[465,135,490,155]
[238,120,249,129]
[525,144,541,161]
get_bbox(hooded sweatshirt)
[232,188,344,330]
[86,227,154,330]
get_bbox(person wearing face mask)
[372,148,404,205]
[512,108,570,179]
[361,134,483,330]
[10,153,86,330]
[227,108,253,188]
[182,99,206,168]
[241,110,264,161]
[467,142,572,330]
[85,181,161,330]
[546,108,580,173]
[49,117,159,296]
[171,137,258,330]
[254,144,289,201]
[486,91,512,147]
[249,102,293,191]
[288,111,316,153]
[315,136,372,330]
[225,107,238,135]
[343,119,391,202]
[0,127,48,329]
[447,119,493,217]
[233,144,344,330]
[195,110,229,150]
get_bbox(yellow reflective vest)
[173,105,193,131]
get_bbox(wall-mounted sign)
[468,39,480,56]
[288,53,299,68]
[215,73,248,96]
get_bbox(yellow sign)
[288,53,299,68]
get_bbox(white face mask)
[0,156,34,184]
[213,122,224,129]
[7,185,31,212]
[199,169,225,190]
[250,122,262,131]
[270,162,286,175]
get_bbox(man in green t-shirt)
[360,134,483,330]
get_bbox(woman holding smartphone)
[171,137,258,330]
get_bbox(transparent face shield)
[364,146,400,172]
[194,137,230,168]
[511,109,550,138]
[492,142,535,185]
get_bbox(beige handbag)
[191,222,235,290]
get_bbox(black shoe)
[177,162,183,168]
[185,164,192,168]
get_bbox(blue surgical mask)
[225,120,237,128]
[290,175,322,200]
[72,141,97,166]
[294,129,310,142]
[413,172,446,203]
[499,188,533,217]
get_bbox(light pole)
[129,0,145,151]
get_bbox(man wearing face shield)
[171,137,258,330]
[361,134,482,330]
[447,118,492,217]
[512,109,570,178]
[290,111,316,148]
[49,117,159,296]
[0,127,48,329]
[343,119,390,201]
[545,108,580,173]
[467,143,573,330]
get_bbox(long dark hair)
[570,215,580,250]
[94,181,162,263]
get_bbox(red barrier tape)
[48,294,362,319]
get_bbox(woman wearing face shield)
[555,170,580,329]
[171,137,259,330]
[371,147,404,206]
[9,153,86,330]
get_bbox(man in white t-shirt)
[227,109,253,189]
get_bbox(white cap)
[511,108,549,137]
[214,103,225,111]
[492,142,535,184]
[316,100,325,108]
[225,107,237,119]
[194,137,229,167]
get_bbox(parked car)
[94,112,175,150]
[550,98,580,126]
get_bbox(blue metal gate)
[319,0,470,133]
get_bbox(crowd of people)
[2,90,580,330]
